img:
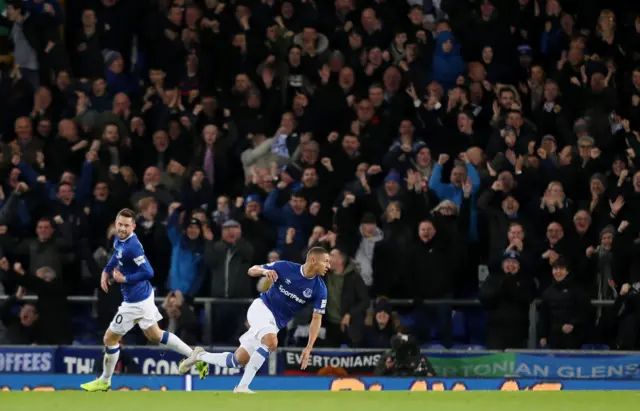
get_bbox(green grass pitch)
[2,391,640,411]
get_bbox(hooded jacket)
[430,31,465,92]
[167,208,205,296]
[354,226,384,287]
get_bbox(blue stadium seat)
[465,309,486,345]
[399,312,416,329]
[452,311,466,339]
[581,344,610,350]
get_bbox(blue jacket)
[17,160,93,204]
[24,0,64,24]
[428,163,481,242]
[264,189,313,250]
[430,32,465,92]
[167,209,204,296]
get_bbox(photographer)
[374,334,436,377]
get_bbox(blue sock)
[197,351,241,368]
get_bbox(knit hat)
[384,171,401,184]
[245,194,263,208]
[102,50,122,68]
[578,135,595,146]
[574,118,590,134]
[187,218,201,228]
[222,219,240,228]
[361,212,377,224]
[517,44,533,57]
[600,225,615,238]
[374,299,392,315]
[502,250,520,263]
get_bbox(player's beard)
[117,231,130,240]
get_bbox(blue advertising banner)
[0,346,265,376]
[2,374,640,391]
[0,347,56,373]
[513,353,640,379]
[280,349,384,375]
[56,346,251,376]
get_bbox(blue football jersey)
[259,261,328,329]
[104,233,154,303]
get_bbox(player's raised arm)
[248,265,278,281]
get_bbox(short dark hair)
[307,246,328,260]
[58,182,73,191]
[8,0,24,12]
[117,208,136,220]
[499,88,514,97]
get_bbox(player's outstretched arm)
[301,312,322,370]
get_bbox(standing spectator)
[264,186,314,250]
[538,258,591,349]
[480,251,535,349]
[0,1,41,88]
[134,197,170,293]
[204,219,253,344]
[166,205,205,299]
[411,219,453,347]
[321,248,369,347]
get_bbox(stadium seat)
[452,311,467,339]
[581,344,610,350]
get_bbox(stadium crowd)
[1,0,640,351]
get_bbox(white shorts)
[239,299,278,355]
[109,291,163,335]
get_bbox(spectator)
[321,248,369,347]
[480,251,535,349]
[167,206,205,299]
[204,219,253,344]
[0,1,41,88]
[0,286,44,344]
[538,258,591,349]
[430,31,464,92]
[2,260,70,344]
[363,298,397,348]
[134,197,170,293]
[264,186,313,250]
[157,292,199,346]
[411,219,454,347]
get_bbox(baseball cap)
[502,251,520,263]
[245,195,263,207]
